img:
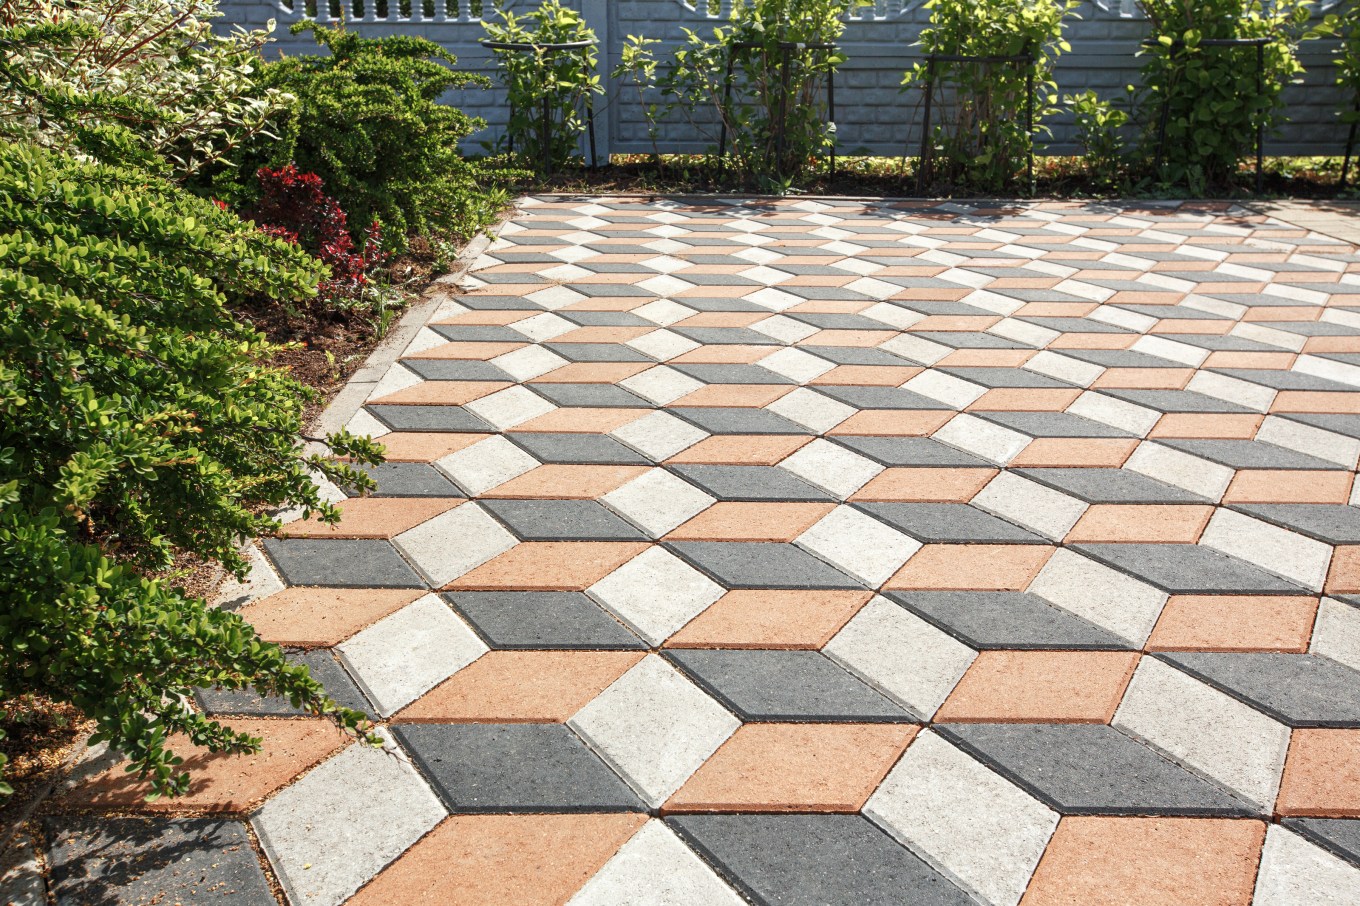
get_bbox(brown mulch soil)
[0,699,92,828]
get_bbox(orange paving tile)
[935,651,1140,723]
[1146,595,1319,652]
[486,464,649,498]
[851,468,998,503]
[1222,469,1354,504]
[1276,729,1360,817]
[370,432,491,462]
[280,497,461,539]
[237,588,425,648]
[444,542,648,591]
[1065,505,1214,543]
[1008,438,1139,467]
[665,589,871,649]
[885,544,1054,591]
[368,381,511,406]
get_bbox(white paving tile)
[757,346,835,383]
[903,371,987,409]
[880,333,952,366]
[1125,441,1235,502]
[346,407,391,439]
[603,468,715,538]
[464,385,556,430]
[1112,656,1290,811]
[865,730,1059,906]
[824,597,976,719]
[1028,548,1167,645]
[1311,597,1360,672]
[1066,390,1162,436]
[765,388,856,433]
[337,593,488,716]
[213,544,284,610]
[1257,415,1360,469]
[972,471,1088,541]
[634,298,698,326]
[509,312,577,342]
[254,731,445,906]
[796,506,921,587]
[570,655,739,808]
[1201,508,1332,592]
[1022,351,1105,387]
[621,366,706,405]
[434,435,539,496]
[491,344,570,381]
[394,502,517,588]
[568,821,746,906]
[611,410,709,461]
[629,329,700,361]
[751,315,819,344]
[1254,825,1360,906]
[588,546,724,645]
[778,438,884,499]
[932,413,1031,465]
[1186,370,1277,412]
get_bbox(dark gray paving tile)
[456,294,543,309]
[886,591,1131,650]
[1211,369,1355,392]
[481,498,647,541]
[393,723,646,812]
[799,346,914,367]
[1073,543,1306,594]
[671,407,812,435]
[557,310,651,325]
[815,386,948,410]
[669,465,833,501]
[938,724,1256,816]
[1059,349,1187,368]
[668,814,973,906]
[1157,653,1360,727]
[430,324,526,342]
[1019,317,1135,334]
[401,359,515,382]
[939,368,1074,389]
[345,462,462,497]
[1278,412,1360,440]
[829,436,992,467]
[44,817,274,906]
[566,282,665,298]
[1159,440,1344,471]
[673,327,781,346]
[672,364,798,385]
[665,650,910,721]
[195,649,376,720]
[1015,469,1208,504]
[366,404,495,433]
[667,542,862,589]
[1102,390,1255,414]
[975,411,1134,438]
[544,342,655,363]
[506,432,651,465]
[1283,818,1360,870]
[914,332,1026,350]
[262,539,425,588]
[529,383,653,408]
[444,591,644,649]
[1230,504,1360,543]
[855,503,1045,543]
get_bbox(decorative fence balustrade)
[226,0,1350,159]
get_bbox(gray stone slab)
[975,411,1135,438]
[196,649,376,719]
[1212,369,1356,392]
[1159,440,1344,471]
[1283,819,1360,870]
[401,359,515,381]
[829,436,992,467]
[1015,469,1208,504]
[672,364,798,385]
[799,346,915,366]
[529,383,653,408]
[456,294,543,309]
[669,465,834,501]
[886,591,1131,650]
[671,407,813,435]
[815,386,950,411]
[430,324,526,342]
[855,503,1046,543]
[1277,412,1360,440]
[506,432,651,465]
[667,541,863,589]
[1019,317,1136,334]
[481,498,647,541]
[366,404,495,433]
[914,332,1026,349]
[44,817,274,906]
[544,342,656,363]
[673,328,782,346]
[1058,349,1187,368]
[393,723,646,812]
[262,538,425,588]
[668,814,973,906]
[557,310,651,325]
[345,462,463,497]
[939,368,1074,389]
[1232,504,1360,543]
[1073,543,1306,594]
[1157,652,1360,727]
[1102,390,1255,414]
[444,591,644,649]
[938,723,1256,816]
[665,649,910,721]
[786,313,893,330]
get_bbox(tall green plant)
[905,0,1080,194]
[483,0,603,172]
[1137,0,1313,192]
[661,0,869,190]
[1308,0,1360,184]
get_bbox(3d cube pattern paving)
[44,196,1360,905]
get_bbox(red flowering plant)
[249,164,388,309]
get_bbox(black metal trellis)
[480,38,599,173]
[1146,36,1271,195]
[717,40,840,177]
[1341,96,1359,190]
[912,50,1037,197]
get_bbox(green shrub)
[905,0,1080,194]
[659,0,867,190]
[1137,0,1314,192]
[247,22,511,247]
[483,0,604,173]
[0,140,385,798]
[1064,89,1131,192]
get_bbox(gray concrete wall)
[227,0,1351,158]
